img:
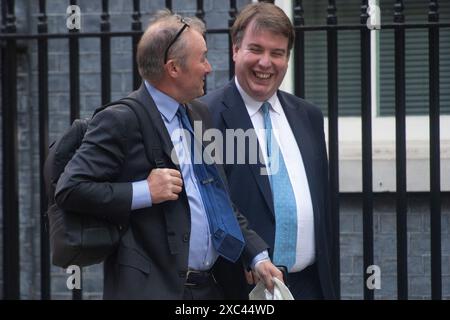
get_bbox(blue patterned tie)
[261,101,297,270]
[177,105,245,263]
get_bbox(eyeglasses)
[164,18,190,64]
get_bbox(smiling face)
[233,20,290,102]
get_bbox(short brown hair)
[231,2,295,52]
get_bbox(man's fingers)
[244,270,254,285]
[172,185,182,194]
[168,169,182,178]
[259,272,275,293]
[254,261,284,294]
[252,271,261,283]
[168,193,179,201]
[274,272,284,283]
[172,176,183,187]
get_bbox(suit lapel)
[221,82,275,216]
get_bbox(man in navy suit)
[201,2,337,299]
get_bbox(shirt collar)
[144,80,180,122]
[234,77,281,117]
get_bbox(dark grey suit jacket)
[201,80,337,299]
[55,83,267,299]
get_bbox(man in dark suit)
[55,10,282,300]
[201,3,337,299]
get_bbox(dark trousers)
[288,263,323,300]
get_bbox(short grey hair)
[137,10,206,82]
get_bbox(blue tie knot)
[261,101,271,116]
[177,104,188,120]
[177,104,193,133]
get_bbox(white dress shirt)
[235,77,316,273]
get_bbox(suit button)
[182,233,190,242]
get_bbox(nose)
[204,58,212,74]
[258,52,271,68]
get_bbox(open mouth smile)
[254,71,272,80]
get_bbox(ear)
[165,60,180,78]
[232,44,239,62]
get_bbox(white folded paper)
[249,277,294,300]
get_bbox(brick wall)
[340,193,450,299]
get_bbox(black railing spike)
[196,0,205,21]
[37,0,47,32]
[5,0,16,32]
[101,0,110,30]
[166,0,172,11]
[132,0,141,25]
[327,0,337,25]
[228,0,237,27]
[228,0,237,79]
[394,0,405,23]
[1,1,6,30]
[428,0,439,23]
[293,0,304,26]
[360,0,369,25]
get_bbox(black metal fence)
[1,0,448,300]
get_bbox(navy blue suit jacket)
[201,80,337,299]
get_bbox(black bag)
[44,97,157,268]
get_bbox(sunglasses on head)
[164,17,190,64]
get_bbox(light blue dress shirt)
[130,81,268,270]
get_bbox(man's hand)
[147,169,183,204]
[253,260,284,293]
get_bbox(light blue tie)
[261,101,297,270]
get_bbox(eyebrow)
[272,48,287,54]
[247,44,287,53]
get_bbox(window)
[301,0,450,117]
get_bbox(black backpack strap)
[117,97,165,169]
